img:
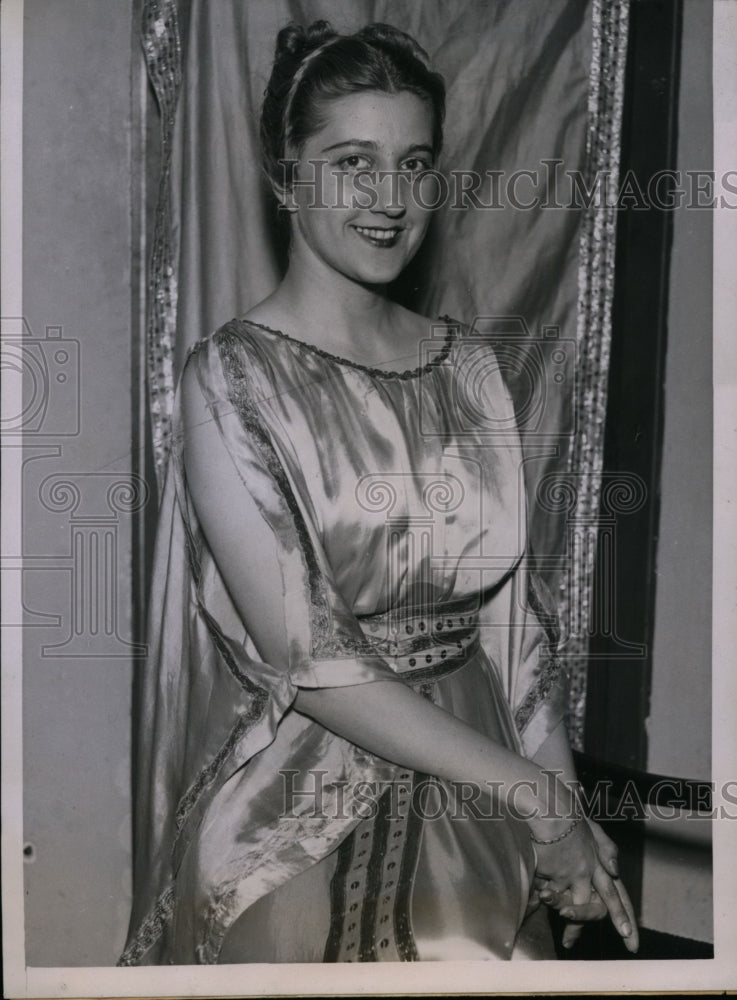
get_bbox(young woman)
[121,20,638,965]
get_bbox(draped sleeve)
[188,324,406,691]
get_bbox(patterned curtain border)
[561,0,631,750]
[141,0,183,490]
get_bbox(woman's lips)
[352,225,403,247]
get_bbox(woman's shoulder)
[178,317,288,414]
[183,314,286,370]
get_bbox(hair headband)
[282,35,342,149]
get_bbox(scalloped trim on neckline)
[235,315,458,380]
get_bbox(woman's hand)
[532,818,639,953]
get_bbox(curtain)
[141,0,629,749]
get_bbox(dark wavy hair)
[260,20,446,191]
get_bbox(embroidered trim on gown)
[119,318,567,965]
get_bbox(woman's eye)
[337,154,372,172]
[400,158,431,174]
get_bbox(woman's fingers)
[553,881,590,952]
[561,921,584,950]
[610,872,640,953]
[569,876,592,908]
[531,823,638,954]
[539,876,639,954]
[587,819,619,878]
[592,865,639,951]
[559,893,608,923]
[537,884,557,904]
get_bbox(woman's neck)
[284,261,394,340]
[247,245,415,368]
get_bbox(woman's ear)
[271,158,299,212]
[276,188,298,213]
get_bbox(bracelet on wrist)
[529,811,583,846]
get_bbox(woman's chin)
[343,256,416,288]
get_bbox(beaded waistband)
[358,602,480,685]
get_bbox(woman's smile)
[351,223,405,248]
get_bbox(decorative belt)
[358,602,480,686]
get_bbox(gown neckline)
[235,314,457,380]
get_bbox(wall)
[641,0,713,943]
[22,0,139,965]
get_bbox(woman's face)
[285,89,436,287]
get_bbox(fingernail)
[561,909,574,919]
[621,921,632,936]
[611,859,619,876]
[539,890,552,900]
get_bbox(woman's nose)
[369,170,407,217]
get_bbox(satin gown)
[120,317,567,965]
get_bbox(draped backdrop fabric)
[142,0,628,764]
